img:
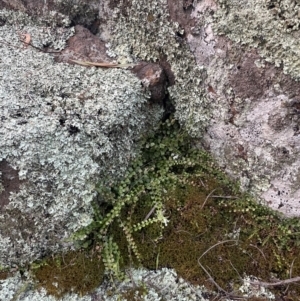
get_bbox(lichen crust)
[0,9,162,267]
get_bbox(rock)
[54,25,113,64]
[104,0,300,217]
[0,8,163,267]
[131,62,167,103]
[0,0,100,30]
[0,0,298,299]
[188,0,300,216]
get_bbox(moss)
[31,249,105,297]
[0,269,10,280]
[30,117,300,299]
[93,118,300,298]
[129,178,300,297]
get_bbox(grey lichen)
[0,8,73,50]
[95,268,211,301]
[213,0,300,79]
[0,9,163,267]
[187,1,300,216]
[108,0,211,137]
[0,268,210,301]
[0,268,274,301]
[101,0,300,217]
[0,272,92,301]
[54,0,99,29]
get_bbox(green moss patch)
[31,249,104,298]
[134,182,300,299]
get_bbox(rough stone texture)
[0,8,162,267]
[0,160,25,208]
[55,25,113,64]
[213,0,300,80]
[131,62,167,103]
[96,0,300,217]
[106,0,211,136]
[0,0,299,299]
[0,0,299,268]
[182,0,300,216]
[0,0,100,31]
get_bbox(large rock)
[0,9,162,267]
[190,0,300,216]
[101,0,300,217]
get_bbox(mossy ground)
[128,181,300,300]
[30,119,300,300]
[31,249,104,298]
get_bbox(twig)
[199,178,206,188]
[229,260,242,280]
[197,240,249,300]
[198,261,227,294]
[0,39,22,50]
[198,239,237,261]
[284,258,296,294]
[144,205,156,221]
[70,59,136,68]
[198,262,246,300]
[210,195,238,199]
[250,276,300,287]
[201,188,217,209]
[174,229,193,236]
[249,244,266,261]
[0,37,62,53]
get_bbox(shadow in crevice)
[0,160,25,209]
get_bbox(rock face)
[101,0,300,217]
[189,0,300,216]
[0,9,162,267]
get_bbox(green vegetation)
[32,250,104,298]
[31,118,300,300]
[0,268,10,280]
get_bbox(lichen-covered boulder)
[0,9,162,267]
[102,0,300,217]
[189,0,300,216]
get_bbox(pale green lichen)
[0,272,92,301]
[213,0,300,79]
[0,9,163,267]
[109,0,211,137]
[54,0,99,28]
[0,268,211,301]
[0,8,73,40]
[0,268,276,300]
[200,0,300,214]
